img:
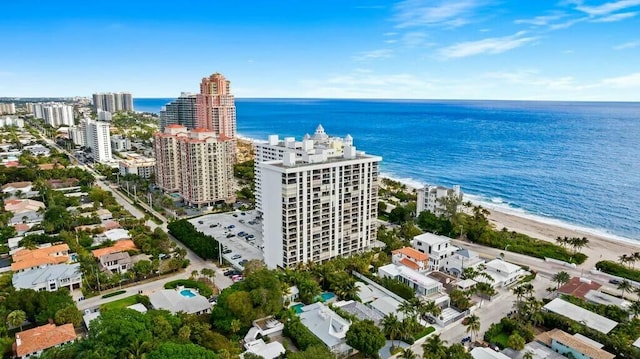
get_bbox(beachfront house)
[480,259,524,288]
[378,263,445,299]
[412,232,458,270]
[443,248,485,277]
[416,184,462,217]
[543,298,618,334]
[391,246,429,272]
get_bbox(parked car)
[239,219,245,224]
[226,234,235,238]
[609,278,622,285]
[198,220,203,224]
[228,225,235,229]
[232,275,244,282]
[246,234,255,239]
[209,224,217,228]
[231,254,241,260]
[232,214,238,217]
[239,259,248,266]
[222,249,232,254]
[223,269,234,276]
[238,231,246,237]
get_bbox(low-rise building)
[391,247,429,272]
[91,240,138,258]
[11,243,70,272]
[557,277,602,299]
[9,210,43,225]
[1,181,33,195]
[298,302,353,357]
[480,259,523,288]
[584,289,630,310]
[470,347,511,359]
[444,248,485,277]
[12,263,82,292]
[118,152,156,178]
[4,199,46,214]
[416,184,462,217]
[535,329,615,359]
[378,263,444,298]
[242,339,285,359]
[412,232,458,270]
[149,288,211,315]
[98,252,132,274]
[14,323,76,359]
[543,298,618,334]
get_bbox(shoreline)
[378,174,640,269]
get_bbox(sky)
[1,0,639,101]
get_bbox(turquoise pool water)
[180,289,196,298]
[292,303,305,314]
[321,292,335,301]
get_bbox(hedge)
[102,290,126,299]
[412,325,435,341]
[596,260,640,282]
[164,279,213,298]
[283,316,323,351]
[167,219,219,260]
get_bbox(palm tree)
[399,299,416,318]
[230,319,242,335]
[523,351,534,359]
[618,279,633,298]
[552,271,571,290]
[569,237,589,254]
[381,313,402,347]
[629,301,640,319]
[555,236,569,250]
[125,339,152,359]
[512,285,526,309]
[464,314,481,342]
[619,254,631,268]
[7,310,26,331]
[633,252,640,269]
[397,348,417,359]
[421,334,447,359]
[419,300,442,321]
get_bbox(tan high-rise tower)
[196,73,236,138]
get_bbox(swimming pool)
[320,292,335,301]
[292,303,305,314]
[180,289,196,298]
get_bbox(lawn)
[488,332,510,349]
[100,295,139,311]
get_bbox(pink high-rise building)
[196,73,236,138]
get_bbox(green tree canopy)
[345,319,386,358]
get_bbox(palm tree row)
[555,236,590,254]
[618,251,640,269]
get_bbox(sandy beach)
[487,208,640,270]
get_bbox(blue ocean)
[135,98,640,240]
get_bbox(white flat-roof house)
[480,259,524,288]
[149,288,211,315]
[298,303,353,357]
[543,298,618,334]
[378,263,444,298]
[412,232,458,270]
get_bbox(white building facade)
[31,102,74,127]
[118,153,156,179]
[83,118,113,163]
[259,126,381,269]
[416,184,462,217]
[412,232,458,270]
[92,92,133,112]
[0,102,16,115]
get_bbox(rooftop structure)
[444,247,485,277]
[11,243,70,272]
[391,247,429,272]
[535,329,615,359]
[298,302,353,356]
[470,347,511,359]
[583,289,631,309]
[149,288,211,315]
[12,263,82,292]
[543,298,618,334]
[91,240,137,258]
[242,339,286,359]
[557,277,603,299]
[14,323,76,359]
[4,199,45,214]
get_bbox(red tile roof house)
[558,277,602,299]
[14,323,76,359]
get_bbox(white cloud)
[573,0,640,16]
[352,49,393,61]
[383,32,398,36]
[601,72,640,87]
[401,32,428,47]
[393,0,482,28]
[514,13,566,26]
[613,40,640,49]
[438,32,539,59]
[591,11,637,21]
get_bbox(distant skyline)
[1,0,639,101]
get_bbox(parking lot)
[188,210,264,271]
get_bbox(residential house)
[378,263,444,298]
[444,248,485,277]
[98,252,132,274]
[543,298,618,334]
[242,339,285,359]
[480,259,523,288]
[92,228,131,245]
[470,347,511,359]
[1,181,33,196]
[91,240,137,258]
[391,247,429,272]
[9,210,43,225]
[149,287,211,315]
[14,323,76,359]
[4,199,45,214]
[242,316,286,359]
[584,289,630,310]
[535,329,615,359]
[557,277,602,299]
[11,243,70,272]
[298,302,353,357]
[412,232,458,270]
[12,263,82,292]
